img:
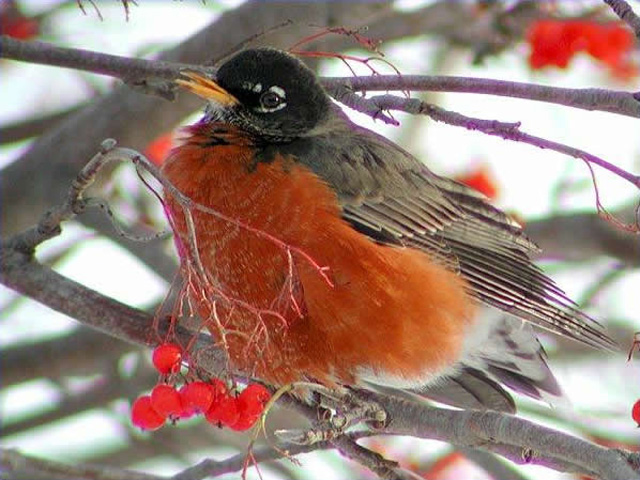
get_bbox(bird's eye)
[259,90,284,110]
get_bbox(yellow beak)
[176,71,239,106]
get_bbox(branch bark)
[376,393,638,480]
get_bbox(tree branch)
[373,393,638,479]
[335,90,640,194]
[3,36,639,119]
[2,6,639,477]
[603,0,640,39]
[3,37,638,196]
[322,75,640,119]
[0,448,162,480]
[0,35,198,85]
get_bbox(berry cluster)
[527,19,636,78]
[131,343,271,432]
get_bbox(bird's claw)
[315,388,388,431]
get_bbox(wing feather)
[291,118,617,351]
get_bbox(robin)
[162,47,616,412]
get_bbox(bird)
[162,47,616,413]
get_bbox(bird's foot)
[325,390,387,431]
[274,387,387,446]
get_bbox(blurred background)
[1,1,639,479]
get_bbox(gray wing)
[293,118,616,351]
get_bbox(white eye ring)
[255,86,287,113]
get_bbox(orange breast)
[161,124,476,387]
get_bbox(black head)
[187,48,333,142]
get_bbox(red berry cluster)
[527,19,636,78]
[131,343,271,432]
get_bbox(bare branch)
[374,393,638,480]
[3,37,639,119]
[337,91,640,195]
[0,106,80,145]
[0,447,162,480]
[457,447,531,480]
[322,75,640,119]
[0,36,201,99]
[331,435,401,479]
[603,0,640,38]
[526,204,640,265]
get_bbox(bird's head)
[178,48,333,142]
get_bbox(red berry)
[144,132,173,166]
[527,20,576,69]
[2,17,39,40]
[632,399,640,427]
[131,395,166,430]
[227,384,271,431]
[152,343,182,374]
[180,381,215,415]
[205,394,240,427]
[150,384,182,418]
[238,384,270,415]
[229,412,259,431]
[455,166,498,200]
[209,378,228,399]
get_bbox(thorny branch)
[1,141,638,480]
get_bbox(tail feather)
[410,311,569,411]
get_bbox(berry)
[205,394,240,427]
[527,19,637,79]
[229,384,271,432]
[209,378,228,399]
[632,399,640,427]
[152,343,182,374]
[131,395,166,430]
[150,384,182,418]
[455,166,498,200]
[145,133,173,166]
[180,381,215,415]
[229,413,259,431]
[238,384,270,415]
